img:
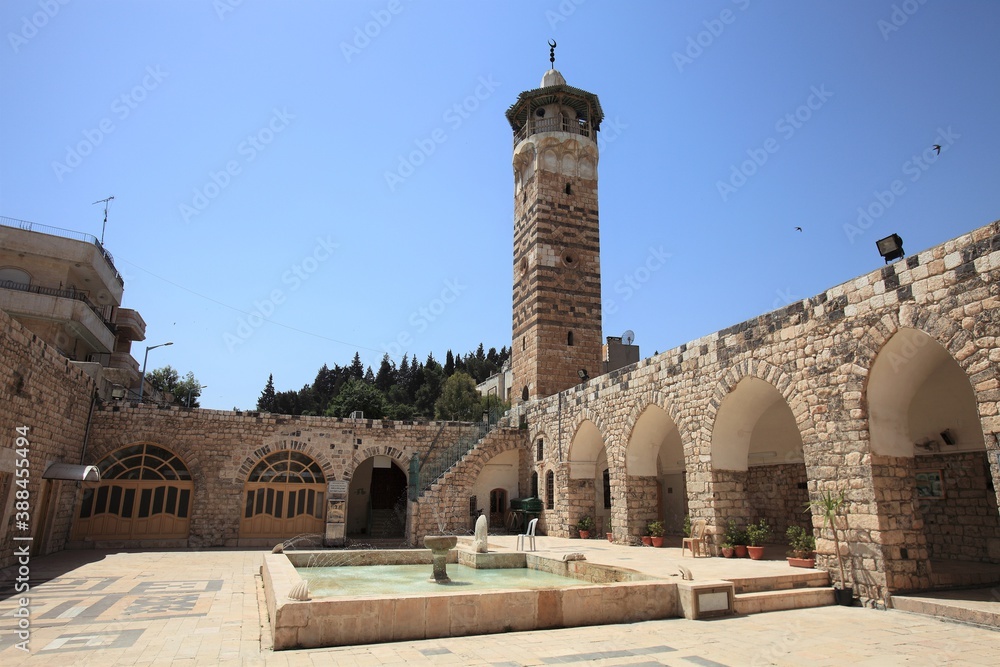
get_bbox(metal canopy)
[42,462,101,482]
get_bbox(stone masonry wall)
[0,308,94,570]
[410,428,529,538]
[509,220,1000,604]
[745,463,810,539]
[86,405,516,547]
[914,451,1000,563]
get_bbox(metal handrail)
[0,279,116,333]
[513,116,593,146]
[418,420,494,494]
[0,215,124,287]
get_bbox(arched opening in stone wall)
[240,450,326,541]
[72,443,193,543]
[468,448,519,533]
[711,377,808,546]
[868,328,999,587]
[347,455,407,540]
[567,419,607,536]
[625,404,686,541]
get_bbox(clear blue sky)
[2,1,998,410]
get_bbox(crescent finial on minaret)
[548,39,557,67]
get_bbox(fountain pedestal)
[423,535,458,583]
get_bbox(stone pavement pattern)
[1,548,998,666]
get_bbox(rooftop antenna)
[92,195,114,245]
[548,39,557,68]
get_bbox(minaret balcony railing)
[514,116,594,147]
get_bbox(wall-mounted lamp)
[940,429,956,446]
[876,234,905,264]
[578,369,589,382]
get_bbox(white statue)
[474,514,488,553]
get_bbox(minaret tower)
[507,42,604,404]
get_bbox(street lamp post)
[186,384,207,408]
[138,341,173,402]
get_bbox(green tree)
[349,352,365,380]
[325,378,385,419]
[434,372,481,420]
[146,365,202,407]
[257,374,276,412]
[375,353,396,392]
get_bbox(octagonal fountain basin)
[262,547,680,650]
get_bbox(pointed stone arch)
[566,409,610,478]
[706,359,816,457]
[620,391,689,540]
[622,389,687,476]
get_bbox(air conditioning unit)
[350,411,364,420]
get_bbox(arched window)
[545,470,555,510]
[536,438,544,461]
[0,267,31,286]
[522,386,529,401]
[531,471,538,498]
[241,450,326,539]
[567,331,574,346]
[73,443,193,542]
[603,468,612,509]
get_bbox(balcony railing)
[0,215,124,287]
[513,116,594,147]
[0,279,116,334]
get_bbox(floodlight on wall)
[940,429,956,446]
[876,234,904,264]
[578,369,589,382]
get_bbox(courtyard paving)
[1,538,998,666]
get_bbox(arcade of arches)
[4,220,998,607]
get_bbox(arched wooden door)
[72,443,193,541]
[240,450,326,539]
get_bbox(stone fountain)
[423,535,458,583]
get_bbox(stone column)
[623,475,658,544]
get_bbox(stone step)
[726,569,830,594]
[891,595,1000,630]
[734,587,835,615]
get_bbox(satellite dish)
[622,330,634,346]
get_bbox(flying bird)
[933,144,941,154]
[795,226,803,232]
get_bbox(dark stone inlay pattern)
[683,656,731,667]
[40,629,144,653]
[419,646,453,656]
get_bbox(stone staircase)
[368,509,404,539]
[728,569,835,614]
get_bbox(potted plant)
[786,525,816,568]
[809,489,852,605]
[724,519,748,558]
[577,515,594,540]
[641,525,652,546]
[744,519,772,560]
[647,520,665,547]
[720,540,735,558]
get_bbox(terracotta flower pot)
[747,545,765,560]
[734,545,748,558]
[606,532,613,542]
[721,547,735,558]
[578,530,591,540]
[641,535,652,546]
[787,557,815,568]
[651,536,664,548]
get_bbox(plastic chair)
[682,519,708,557]
[517,518,538,551]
